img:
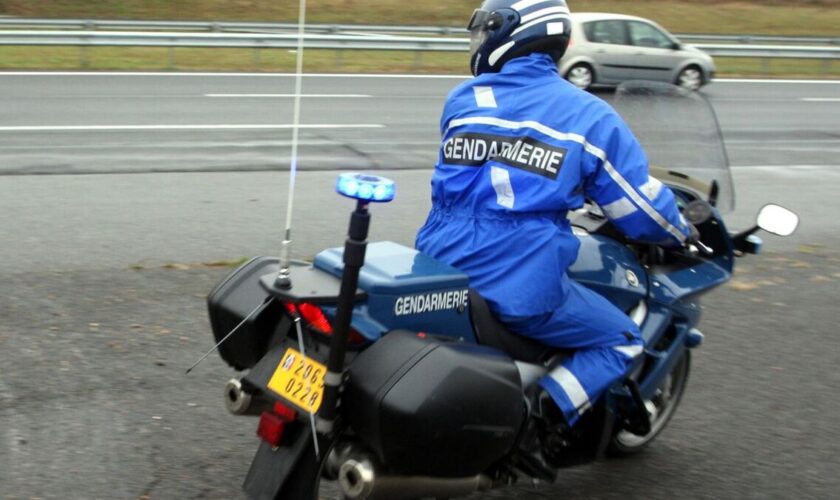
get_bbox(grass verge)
[1,1,839,36]
[0,1,837,76]
[2,46,839,80]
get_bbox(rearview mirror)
[756,204,799,237]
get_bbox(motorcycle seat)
[468,290,554,364]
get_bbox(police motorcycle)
[205,81,798,500]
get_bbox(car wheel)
[676,65,704,91]
[566,63,594,90]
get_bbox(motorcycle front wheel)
[607,350,691,456]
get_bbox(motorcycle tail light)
[298,303,333,334]
[284,302,367,345]
[284,302,333,334]
[256,411,285,447]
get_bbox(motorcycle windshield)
[613,81,735,213]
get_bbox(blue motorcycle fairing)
[314,241,476,342]
[567,232,648,313]
[631,301,690,400]
[314,237,651,343]
[649,259,731,306]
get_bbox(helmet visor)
[468,9,490,57]
[467,9,490,31]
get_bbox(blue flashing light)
[336,173,395,203]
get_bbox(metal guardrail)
[0,30,468,51]
[677,34,840,46]
[0,18,467,36]
[0,18,838,46]
[1,30,838,61]
[700,44,840,60]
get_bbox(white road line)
[1,72,839,84]
[0,72,838,84]
[0,124,384,132]
[0,71,470,79]
[205,93,372,98]
[800,98,840,102]
[732,164,840,169]
[728,139,840,144]
[714,78,840,85]
[712,97,840,103]
[732,146,840,153]
[0,139,439,151]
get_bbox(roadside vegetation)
[0,1,838,76]
[2,1,839,35]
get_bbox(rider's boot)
[619,379,654,436]
[534,390,579,467]
[511,390,567,481]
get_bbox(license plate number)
[267,348,326,414]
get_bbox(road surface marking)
[714,78,840,85]
[0,71,470,79]
[732,164,840,170]
[1,72,839,84]
[0,124,384,132]
[800,98,840,102]
[204,94,372,98]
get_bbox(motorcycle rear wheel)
[607,350,691,456]
[266,434,346,500]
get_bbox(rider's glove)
[686,223,700,245]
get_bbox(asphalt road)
[1,74,839,499]
[0,73,838,175]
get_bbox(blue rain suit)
[415,53,691,425]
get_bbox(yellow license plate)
[267,347,326,413]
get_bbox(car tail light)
[284,302,367,345]
[257,411,286,447]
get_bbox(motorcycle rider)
[416,0,693,434]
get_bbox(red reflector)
[273,401,298,422]
[257,411,285,447]
[417,332,427,339]
[298,303,333,334]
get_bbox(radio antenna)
[275,0,309,289]
[275,0,322,458]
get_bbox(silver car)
[559,13,715,91]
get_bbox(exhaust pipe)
[337,457,492,500]
[224,378,271,416]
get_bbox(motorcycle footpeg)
[620,379,652,436]
[512,418,558,482]
[513,450,558,483]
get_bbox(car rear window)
[583,20,628,45]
